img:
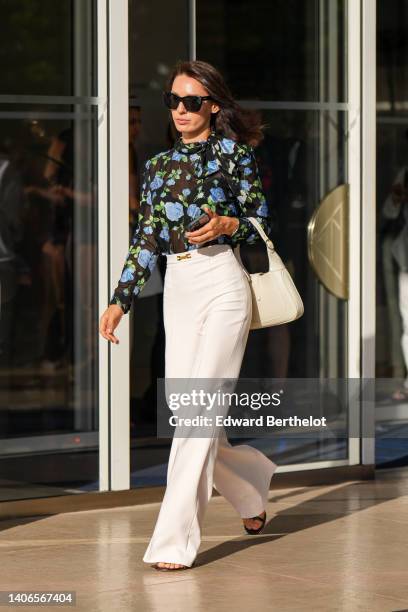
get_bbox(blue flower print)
[165,202,184,221]
[210,187,226,202]
[220,138,235,154]
[120,267,135,283]
[110,131,271,314]
[150,176,164,190]
[148,254,157,272]
[240,180,251,192]
[187,204,201,219]
[206,159,219,173]
[138,249,152,268]
[256,201,269,217]
[160,226,169,241]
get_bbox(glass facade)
[200,0,350,463]
[128,0,351,490]
[0,0,394,502]
[0,0,100,500]
[375,0,408,467]
[196,0,346,103]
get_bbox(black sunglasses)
[163,91,212,112]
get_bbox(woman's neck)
[181,126,211,144]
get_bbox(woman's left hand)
[185,206,239,244]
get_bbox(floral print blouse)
[110,130,271,314]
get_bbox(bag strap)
[247,217,275,251]
[232,217,275,267]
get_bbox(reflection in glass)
[0,113,99,498]
[0,0,97,97]
[196,0,346,102]
[196,0,349,467]
[240,109,347,382]
[376,0,408,466]
[128,0,350,485]
[128,0,189,486]
[0,0,99,502]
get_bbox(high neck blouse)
[110,130,271,314]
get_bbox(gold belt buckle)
[177,253,192,261]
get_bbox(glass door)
[195,0,361,470]
[126,0,364,489]
[126,0,192,488]
[375,0,408,468]
[0,0,104,501]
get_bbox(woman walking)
[99,60,277,571]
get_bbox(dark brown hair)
[165,60,265,147]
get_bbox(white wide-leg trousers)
[142,244,277,567]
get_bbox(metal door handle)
[307,184,349,300]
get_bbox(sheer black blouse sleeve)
[109,159,160,314]
[227,145,271,246]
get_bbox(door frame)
[99,0,130,491]
[103,0,377,491]
[360,0,376,466]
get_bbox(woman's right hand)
[99,305,124,344]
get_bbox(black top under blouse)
[110,130,271,313]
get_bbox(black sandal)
[243,510,267,535]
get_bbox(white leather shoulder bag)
[233,217,304,329]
